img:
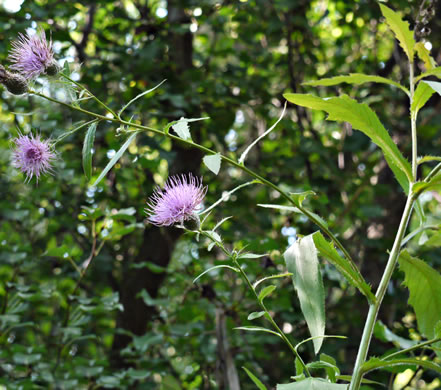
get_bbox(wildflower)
[12,134,55,182]
[145,174,207,226]
[9,28,59,80]
[0,65,28,95]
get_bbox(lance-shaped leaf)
[92,132,138,187]
[284,234,325,354]
[82,121,97,180]
[242,367,267,390]
[283,93,412,191]
[277,378,348,390]
[412,82,435,118]
[399,250,441,339]
[303,73,409,96]
[379,4,415,61]
[312,232,374,303]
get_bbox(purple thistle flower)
[9,29,57,80]
[146,174,207,226]
[12,134,55,182]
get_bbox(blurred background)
[1,0,441,388]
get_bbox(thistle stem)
[30,88,358,279]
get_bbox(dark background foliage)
[1,0,441,389]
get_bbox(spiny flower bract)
[12,134,55,182]
[145,174,207,226]
[9,28,56,80]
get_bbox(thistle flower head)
[0,64,28,95]
[12,133,55,182]
[9,28,57,80]
[145,174,207,226]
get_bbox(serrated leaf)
[415,42,436,70]
[172,117,192,140]
[399,250,441,339]
[312,232,375,303]
[412,82,435,117]
[258,285,276,302]
[415,66,441,83]
[303,73,409,95]
[192,264,239,283]
[247,311,266,321]
[92,132,138,187]
[82,121,97,180]
[242,367,267,390]
[413,175,441,195]
[203,153,221,175]
[283,93,412,191]
[277,378,348,390]
[284,234,325,354]
[379,4,415,61]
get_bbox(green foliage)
[283,93,412,191]
[284,234,325,354]
[312,232,374,302]
[82,121,97,180]
[242,366,267,390]
[379,4,415,61]
[303,74,408,95]
[398,250,441,339]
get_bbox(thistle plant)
[3,3,441,389]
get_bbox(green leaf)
[415,42,436,70]
[284,234,325,354]
[374,320,417,349]
[93,132,138,187]
[233,326,282,338]
[413,175,441,196]
[399,250,441,339]
[283,94,412,191]
[379,4,415,61]
[172,117,192,140]
[203,153,222,175]
[290,190,316,207]
[362,356,441,374]
[312,232,374,303]
[412,81,435,117]
[277,378,348,390]
[247,311,266,321]
[303,73,409,96]
[82,121,97,180]
[192,264,239,283]
[258,285,277,302]
[415,66,441,83]
[253,273,293,289]
[242,367,267,390]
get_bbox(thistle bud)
[0,65,28,95]
[45,60,61,76]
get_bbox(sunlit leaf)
[284,234,325,354]
[379,4,415,61]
